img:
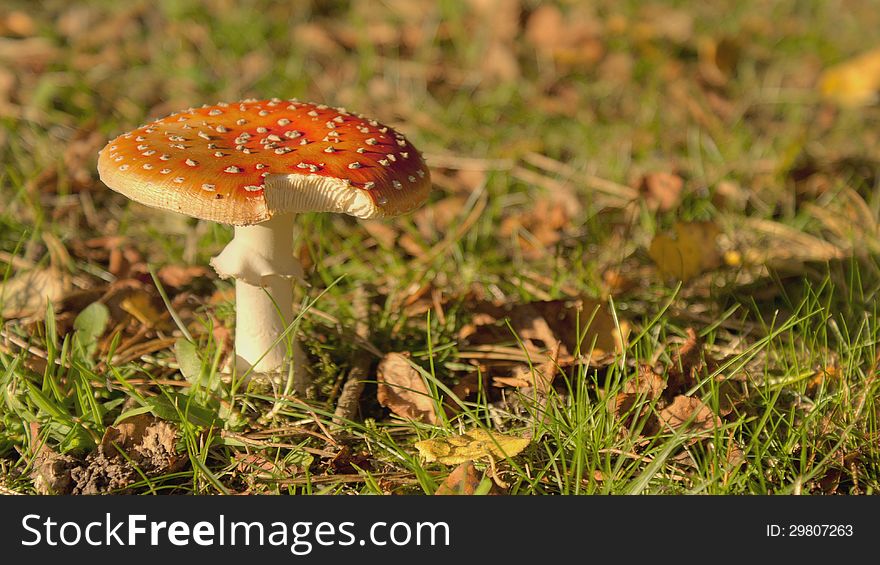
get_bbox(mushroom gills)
[264,173,379,219]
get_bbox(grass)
[1,0,880,495]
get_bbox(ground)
[1,0,879,495]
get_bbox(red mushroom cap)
[97,99,431,225]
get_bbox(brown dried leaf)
[667,327,703,396]
[658,395,720,432]
[435,461,483,495]
[638,172,684,212]
[460,298,629,364]
[0,267,71,319]
[361,220,398,248]
[609,364,667,421]
[157,264,212,288]
[377,352,440,424]
[329,445,373,475]
[412,195,468,241]
[499,198,570,258]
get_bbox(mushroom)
[97,98,431,380]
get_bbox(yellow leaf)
[414,429,530,465]
[818,47,880,107]
[120,291,163,327]
[648,221,721,282]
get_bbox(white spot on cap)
[378,159,389,166]
[198,131,211,140]
[255,163,267,169]
[143,163,154,170]
[307,110,318,117]
[392,180,402,189]
[401,152,409,159]
[214,151,224,157]
[202,183,215,191]
[277,118,290,126]
[114,156,124,162]
[356,147,365,153]
[216,125,228,133]
[224,165,243,173]
[258,110,269,116]
[363,181,375,190]
[244,185,262,192]
[236,118,247,125]
[135,136,145,142]
[137,144,148,151]
[324,146,336,153]
[142,150,156,156]
[160,168,171,174]
[378,194,388,205]
[186,159,198,167]
[170,143,185,150]
[408,175,416,183]
[348,162,361,169]
[173,177,184,183]
[256,127,268,133]
[119,164,129,171]
[397,139,406,147]
[325,121,336,129]
[386,154,397,162]
[365,138,377,145]
[417,169,425,178]
[208,109,223,116]
[284,130,302,139]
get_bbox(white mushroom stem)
[209,213,306,377]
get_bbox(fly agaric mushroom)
[97,98,430,379]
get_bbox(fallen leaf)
[415,429,530,465]
[667,327,703,395]
[698,35,742,86]
[0,266,71,319]
[609,364,667,423]
[120,290,164,327]
[157,265,211,287]
[434,461,483,495]
[638,171,684,212]
[819,46,880,107]
[500,198,570,258]
[525,4,604,69]
[377,352,440,424]
[658,395,720,433]
[649,221,721,281]
[329,445,373,474]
